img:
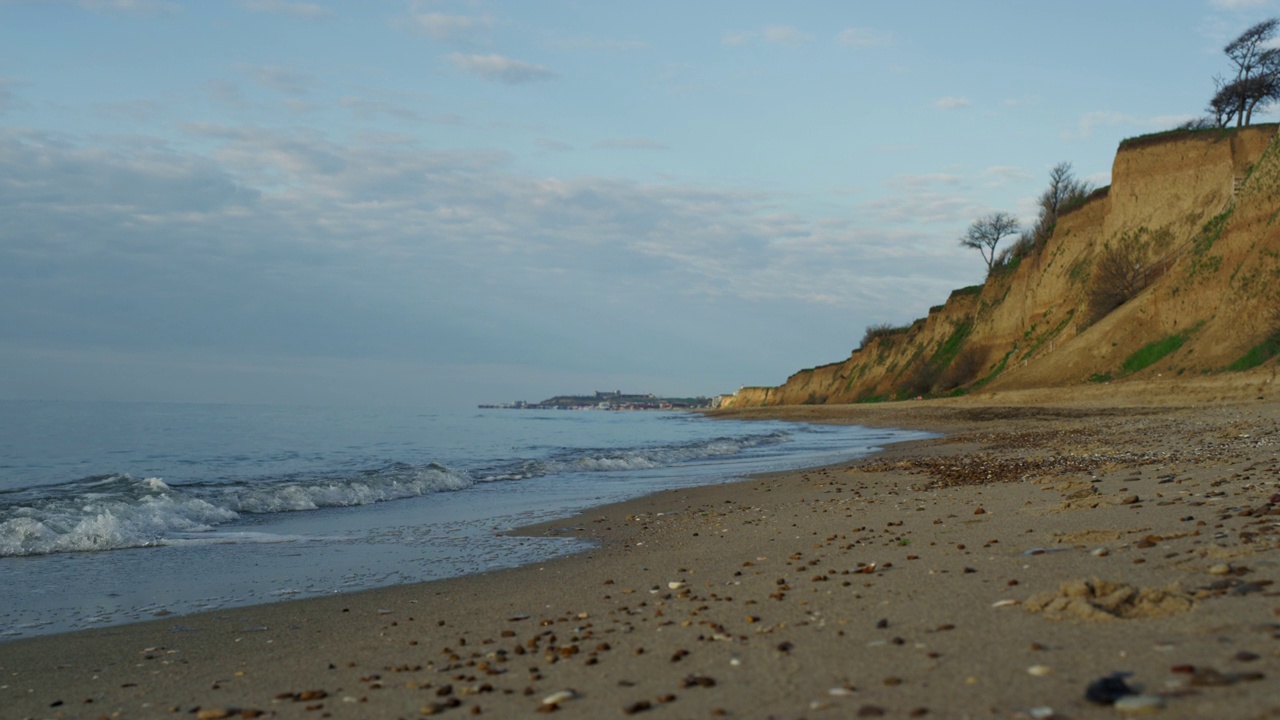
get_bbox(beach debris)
[1084,673,1136,704]
[668,581,686,590]
[541,690,578,707]
[992,599,1020,608]
[276,690,328,702]
[1113,694,1165,714]
[827,686,856,696]
[622,699,652,714]
[1027,664,1053,677]
[1024,578,1193,620]
[195,709,265,720]
[681,674,717,689]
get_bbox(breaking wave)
[0,428,789,557]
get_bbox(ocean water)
[0,400,931,640]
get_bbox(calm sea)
[0,400,930,639]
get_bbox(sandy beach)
[4,375,1280,719]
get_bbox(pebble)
[1027,664,1053,677]
[1113,694,1165,714]
[1208,563,1232,575]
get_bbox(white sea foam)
[0,465,474,557]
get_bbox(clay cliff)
[722,124,1280,408]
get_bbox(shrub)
[860,322,910,349]
[1087,230,1152,325]
[938,345,987,390]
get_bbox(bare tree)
[1210,18,1280,127]
[960,212,1020,273]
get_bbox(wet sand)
[3,377,1280,719]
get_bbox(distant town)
[479,390,718,411]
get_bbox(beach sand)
[4,376,1280,719]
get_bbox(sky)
[2,0,1278,409]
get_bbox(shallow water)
[0,400,931,638]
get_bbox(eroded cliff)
[724,124,1280,408]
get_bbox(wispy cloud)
[553,36,649,52]
[1063,110,1197,140]
[249,65,313,96]
[592,138,669,151]
[837,27,892,48]
[339,97,422,122]
[449,53,557,85]
[723,26,813,47]
[2,0,180,11]
[536,138,573,152]
[934,96,972,110]
[0,77,21,116]
[237,0,330,18]
[1209,0,1271,9]
[763,25,812,45]
[411,12,494,42]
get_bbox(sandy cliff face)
[725,125,1280,408]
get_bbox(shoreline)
[3,382,1280,718]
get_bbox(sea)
[0,400,931,640]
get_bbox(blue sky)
[1,0,1277,408]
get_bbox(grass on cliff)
[1121,332,1189,374]
[1227,329,1280,371]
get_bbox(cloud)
[1063,110,1198,140]
[553,36,649,52]
[837,27,892,48]
[206,79,247,109]
[237,0,329,18]
[763,25,812,45]
[0,125,995,402]
[536,138,573,152]
[723,26,813,47]
[1210,0,1271,8]
[592,138,669,150]
[0,77,21,116]
[411,12,494,42]
[1,0,180,11]
[448,53,557,85]
[250,65,313,96]
[934,96,972,110]
[339,97,423,122]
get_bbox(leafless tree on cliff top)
[1210,18,1280,127]
[960,212,1020,274]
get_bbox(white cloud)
[935,96,972,110]
[1062,110,1199,140]
[837,27,892,48]
[238,0,329,18]
[722,30,753,47]
[763,25,812,45]
[449,53,557,85]
[412,12,494,41]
